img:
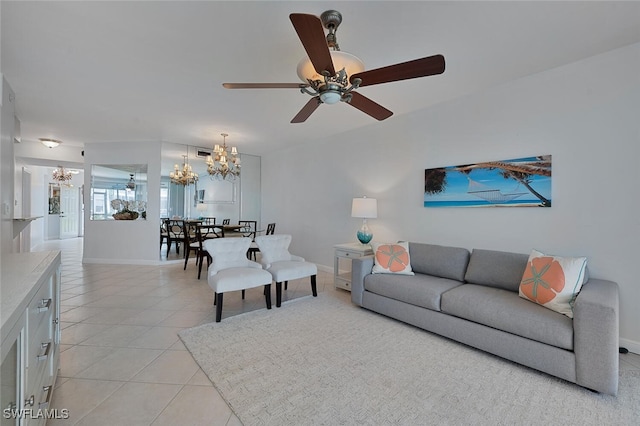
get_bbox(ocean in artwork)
[424,155,552,208]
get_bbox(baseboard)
[82,257,164,266]
[619,338,640,355]
[316,264,332,274]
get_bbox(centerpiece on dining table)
[111,199,146,220]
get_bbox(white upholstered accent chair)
[255,234,317,307]
[204,237,273,322]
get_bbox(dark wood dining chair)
[196,224,225,279]
[248,222,275,261]
[202,217,216,225]
[160,218,169,248]
[239,220,257,239]
[222,218,230,225]
[266,222,276,235]
[239,220,258,259]
[166,219,184,256]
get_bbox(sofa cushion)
[519,249,587,319]
[441,284,574,350]
[372,242,414,275]
[364,273,463,311]
[464,249,529,292]
[408,243,470,282]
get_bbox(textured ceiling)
[3,1,640,156]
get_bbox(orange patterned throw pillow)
[371,242,414,275]
[519,249,587,318]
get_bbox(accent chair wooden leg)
[311,274,317,297]
[242,289,245,299]
[215,293,223,322]
[276,282,282,307]
[265,284,272,309]
[284,281,288,291]
[197,253,204,279]
[213,292,217,305]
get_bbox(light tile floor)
[38,238,640,425]
[42,237,334,425]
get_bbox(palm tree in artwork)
[424,156,552,207]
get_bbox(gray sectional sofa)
[351,242,620,395]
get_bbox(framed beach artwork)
[424,155,552,208]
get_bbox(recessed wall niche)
[90,164,148,220]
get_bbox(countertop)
[1,250,61,343]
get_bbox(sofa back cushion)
[464,249,529,292]
[408,243,470,282]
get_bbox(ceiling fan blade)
[351,54,445,87]
[290,13,335,76]
[347,92,393,121]
[222,83,306,89]
[291,97,321,123]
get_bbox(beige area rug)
[179,293,640,425]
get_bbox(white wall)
[0,77,15,257]
[83,141,161,264]
[261,43,640,352]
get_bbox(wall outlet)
[2,202,10,216]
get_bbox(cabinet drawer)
[336,249,357,258]
[27,312,52,370]
[27,278,53,335]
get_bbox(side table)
[334,242,373,291]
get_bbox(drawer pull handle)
[37,298,52,312]
[37,342,51,361]
[38,386,53,409]
[25,395,35,407]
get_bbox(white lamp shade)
[351,197,377,219]
[296,51,365,85]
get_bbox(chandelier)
[126,173,136,190]
[52,166,73,185]
[206,133,241,180]
[170,155,199,186]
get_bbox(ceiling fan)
[223,10,445,123]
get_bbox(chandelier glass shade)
[170,155,198,186]
[206,133,241,180]
[296,51,365,88]
[296,51,365,104]
[52,166,73,185]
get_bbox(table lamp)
[351,196,377,244]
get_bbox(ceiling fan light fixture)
[319,90,342,104]
[296,50,364,86]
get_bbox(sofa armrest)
[573,278,619,395]
[351,255,374,306]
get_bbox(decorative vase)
[112,211,139,220]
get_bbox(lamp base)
[356,230,373,244]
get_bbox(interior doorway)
[60,185,80,239]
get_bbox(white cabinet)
[1,251,61,425]
[334,243,373,291]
